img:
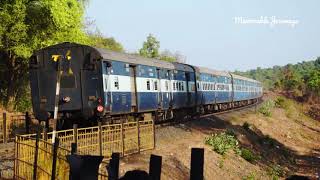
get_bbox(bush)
[242,172,256,180]
[240,148,257,162]
[274,96,287,109]
[267,164,284,180]
[242,122,250,131]
[258,100,275,117]
[205,132,240,155]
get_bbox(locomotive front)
[29,43,105,125]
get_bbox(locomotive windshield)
[60,74,76,89]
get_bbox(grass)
[274,96,297,118]
[267,164,284,180]
[205,131,241,155]
[205,131,259,163]
[242,172,256,180]
[240,148,259,163]
[258,100,275,117]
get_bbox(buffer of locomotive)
[29,42,263,127]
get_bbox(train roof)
[195,66,231,77]
[230,73,260,83]
[37,42,176,70]
[95,48,176,70]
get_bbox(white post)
[52,60,62,144]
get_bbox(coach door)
[185,72,191,105]
[156,69,162,108]
[129,65,137,112]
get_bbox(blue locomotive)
[29,42,262,126]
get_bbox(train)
[29,42,262,127]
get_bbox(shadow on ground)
[178,115,320,179]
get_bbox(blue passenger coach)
[29,42,262,126]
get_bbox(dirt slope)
[120,98,320,179]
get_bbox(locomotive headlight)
[97,105,104,112]
[62,96,71,103]
[97,97,102,104]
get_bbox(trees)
[0,0,89,110]
[234,58,319,101]
[89,32,124,52]
[139,34,186,63]
[307,63,320,96]
[139,34,160,58]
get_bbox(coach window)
[147,80,150,90]
[154,81,158,91]
[165,81,169,91]
[181,83,184,91]
[173,82,176,91]
[114,77,119,90]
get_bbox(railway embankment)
[0,93,319,179]
[119,94,320,179]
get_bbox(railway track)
[156,100,263,127]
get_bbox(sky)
[85,0,320,71]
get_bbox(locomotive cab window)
[61,74,76,89]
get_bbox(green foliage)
[139,34,160,58]
[267,164,284,180]
[159,54,176,62]
[258,100,275,117]
[240,148,257,163]
[0,0,89,110]
[218,158,224,168]
[306,70,320,96]
[139,34,180,62]
[88,31,124,52]
[242,172,256,180]
[274,96,288,109]
[205,131,240,155]
[234,59,319,99]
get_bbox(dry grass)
[120,94,320,179]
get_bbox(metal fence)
[15,120,155,179]
[14,136,70,179]
[0,112,38,143]
[21,120,155,157]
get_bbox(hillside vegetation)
[235,59,320,101]
[235,59,320,120]
[118,93,320,179]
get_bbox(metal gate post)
[25,112,30,134]
[149,154,162,180]
[2,113,7,144]
[121,121,124,156]
[73,124,78,145]
[190,148,204,180]
[33,131,40,180]
[137,120,140,153]
[107,153,120,180]
[51,137,60,180]
[67,154,103,180]
[152,120,155,149]
[98,122,102,156]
